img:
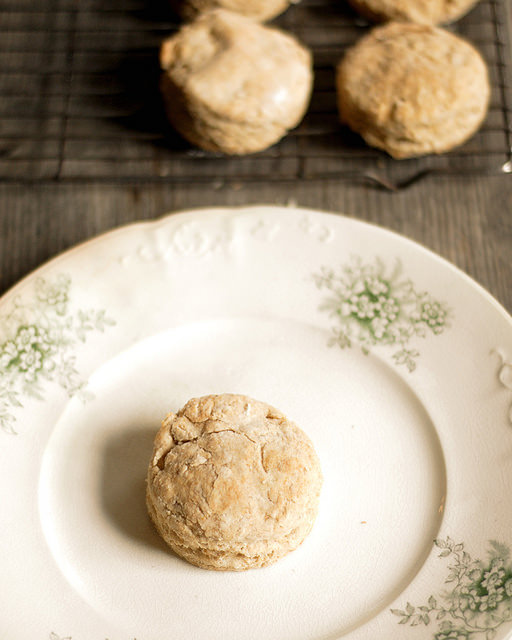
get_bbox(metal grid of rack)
[0,0,511,188]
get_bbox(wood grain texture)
[0,176,511,315]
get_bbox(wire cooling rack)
[0,0,511,189]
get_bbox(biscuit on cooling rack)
[159,9,312,155]
[170,0,296,22]
[347,0,480,25]
[336,22,490,158]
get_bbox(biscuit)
[146,394,323,571]
[170,0,296,22]
[336,22,490,158]
[347,0,480,25]
[159,9,313,155]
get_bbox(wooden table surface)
[1,175,511,316]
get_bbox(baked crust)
[170,0,295,22]
[336,22,490,158]
[347,0,480,25]
[159,9,312,154]
[146,394,323,570]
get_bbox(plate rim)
[1,204,510,326]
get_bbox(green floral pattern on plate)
[0,274,115,434]
[314,257,450,371]
[392,538,512,639]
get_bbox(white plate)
[2,206,512,640]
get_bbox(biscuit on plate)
[159,9,313,154]
[146,394,323,571]
[170,0,297,22]
[336,22,490,158]
[347,0,480,25]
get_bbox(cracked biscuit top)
[146,394,323,570]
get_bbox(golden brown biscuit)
[347,0,480,25]
[159,9,313,155]
[171,0,296,22]
[146,394,323,571]
[336,22,490,158]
